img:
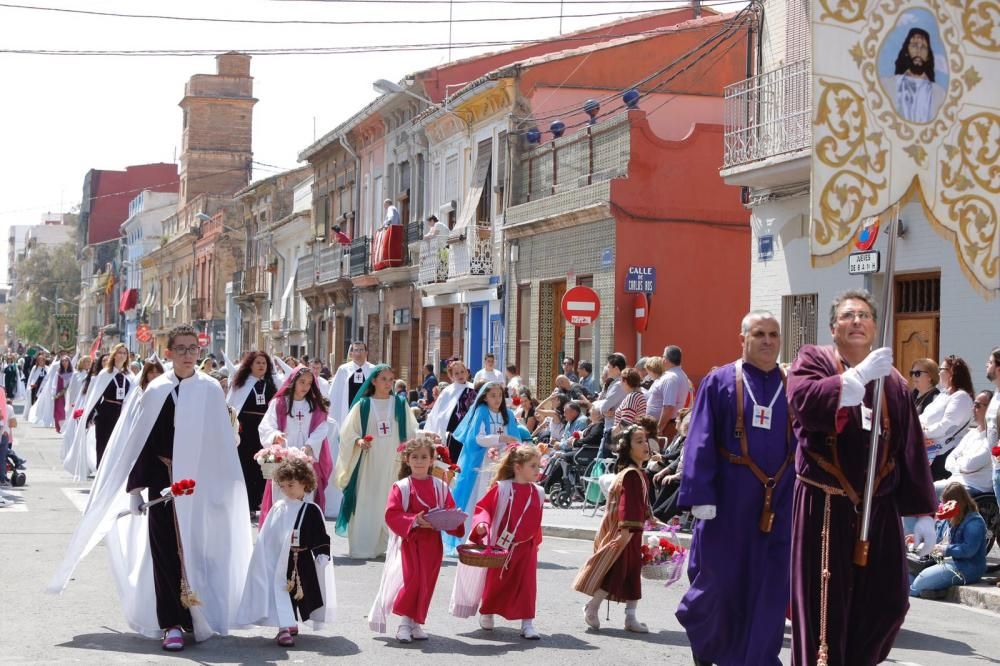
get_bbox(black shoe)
[692,652,712,666]
[918,588,949,600]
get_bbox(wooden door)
[551,280,567,389]
[894,316,939,385]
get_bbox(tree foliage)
[10,242,80,349]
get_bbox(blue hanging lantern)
[622,88,640,109]
[525,127,541,144]
[583,99,600,124]
[549,120,566,139]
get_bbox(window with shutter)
[781,293,818,362]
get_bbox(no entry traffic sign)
[197,332,210,348]
[561,286,600,327]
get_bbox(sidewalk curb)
[950,583,1000,613]
[542,523,694,547]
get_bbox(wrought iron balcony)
[349,236,369,277]
[316,245,350,284]
[723,59,811,170]
[241,265,270,298]
[297,254,315,290]
[449,227,494,278]
[417,240,449,286]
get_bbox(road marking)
[62,487,91,513]
[0,489,28,512]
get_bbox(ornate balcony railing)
[349,236,369,277]
[317,245,350,284]
[723,59,812,169]
[449,227,494,278]
[297,254,315,290]
[417,240,449,285]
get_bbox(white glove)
[691,504,716,521]
[129,492,145,516]
[912,516,936,557]
[315,554,331,567]
[840,347,893,407]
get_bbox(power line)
[0,18,744,56]
[0,2,734,26]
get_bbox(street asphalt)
[3,415,998,665]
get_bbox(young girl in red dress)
[449,444,545,640]
[370,435,464,643]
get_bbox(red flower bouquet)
[72,409,84,420]
[433,445,461,483]
[992,445,1000,458]
[170,478,197,497]
[640,527,688,586]
[512,395,522,407]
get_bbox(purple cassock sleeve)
[786,347,843,434]
[677,369,721,508]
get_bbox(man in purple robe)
[787,289,936,666]
[677,311,793,666]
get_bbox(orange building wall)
[611,114,750,387]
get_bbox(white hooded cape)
[63,369,136,482]
[423,381,475,437]
[48,370,253,642]
[25,364,47,407]
[237,497,337,630]
[28,364,57,426]
[323,360,373,518]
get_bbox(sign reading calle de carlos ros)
[810,0,1000,295]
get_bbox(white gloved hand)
[840,347,894,407]
[855,347,894,385]
[315,554,331,567]
[691,504,716,521]
[912,515,937,557]
[129,492,145,516]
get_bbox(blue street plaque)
[601,248,613,267]
[624,266,656,293]
[758,234,774,262]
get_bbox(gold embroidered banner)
[810,0,1000,295]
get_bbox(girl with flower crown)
[573,424,654,633]
[336,364,420,559]
[369,434,465,642]
[444,382,531,556]
[258,367,333,526]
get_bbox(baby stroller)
[544,442,600,508]
[5,455,25,487]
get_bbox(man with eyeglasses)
[49,324,252,652]
[786,289,936,666]
[677,311,793,666]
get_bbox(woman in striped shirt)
[613,368,646,437]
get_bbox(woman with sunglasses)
[909,358,940,415]
[920,355,975,477]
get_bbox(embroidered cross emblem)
[379,422,391,435]
[756,408,767,426]
[293,411,306,423]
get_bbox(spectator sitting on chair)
[934,391,994,497]
[909,482,988,599]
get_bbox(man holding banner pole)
[786,284,936,666]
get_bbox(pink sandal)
[162,627,184,651]
[276,628,295,647]
[289,625,299,636]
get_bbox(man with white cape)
[28,355,62,428]
[48,325,253,652]
[325,341,375,517]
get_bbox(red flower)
[992,446,1000,457]
[73,409,84,419]
[936,500,959,520]
[512,396,522,407]
[449,464,461,473]
[364,435,374,442]
[572,431,581,440]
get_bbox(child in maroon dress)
[375,436,464,642]
[573,424,653,631]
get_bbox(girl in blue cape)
[444,382,531,555]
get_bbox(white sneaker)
[520,620,540,640]
[479,614,494,630]
[410,623,428,640]
[395,623,412,643]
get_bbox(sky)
[0,0,742,285]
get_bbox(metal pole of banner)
[854,208,899,567]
